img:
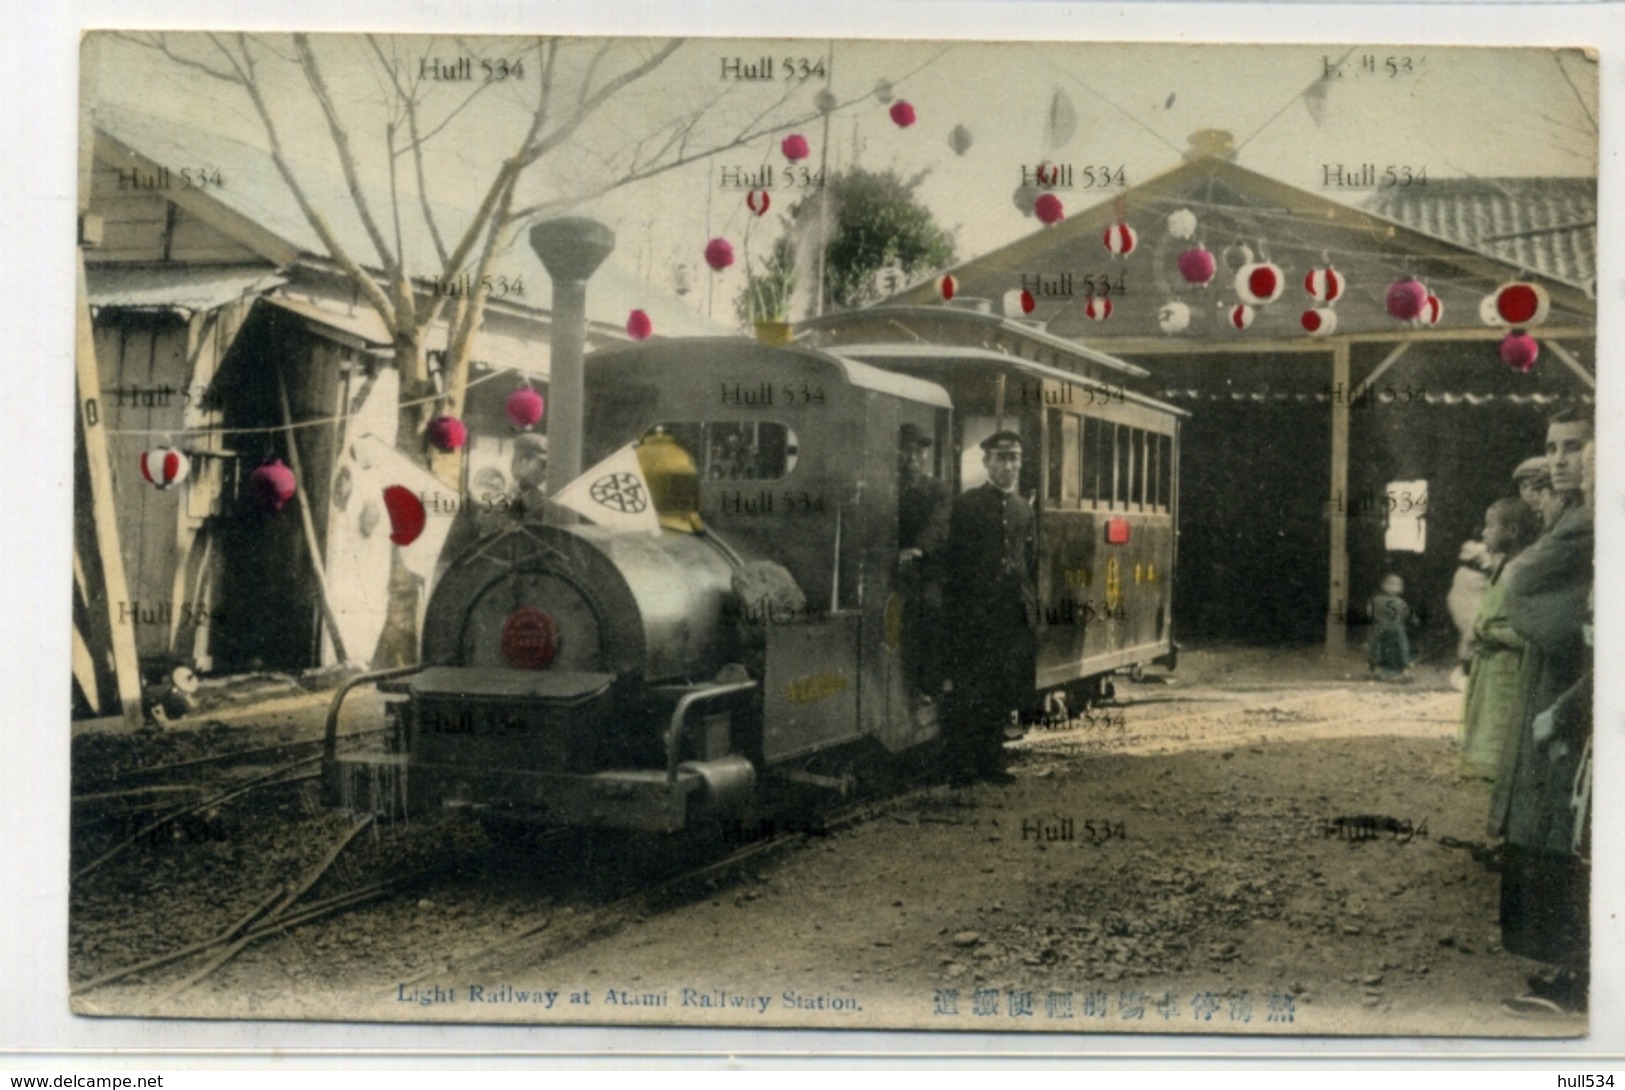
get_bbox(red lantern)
[937,274,958,301]
[1084,296,1112,321]
[1103,222,1137,257]
[506,387,545,430]
[703,237,735,272]
[139,446,190,490]
[1495,282,1550,326]
[1304,266,1344,303]
[781,133,810,161]
[1420,294,1444,327]
[1301,308,1337,337]
[1385,277,1428,321]
[1035,193,1065,225]
[248,459,296,513]
[626,309,653,341]
[1235,262,1284,305]
[1228,304,1255,331]
[1019,290,1036,315]
[889,101,916,127]
[1177,245,1216,287]
[383,485,426,547]
[1501,330,1539,372]
[427,415,467,453]
[745,189,771,216]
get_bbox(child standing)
[1368,573,1417,681]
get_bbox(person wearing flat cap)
[897,424,951,703]
[1512,455,1560,531]
[941,430,1037,786]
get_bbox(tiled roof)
[1363,178,1595,293]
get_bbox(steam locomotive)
[323,306,1183,837]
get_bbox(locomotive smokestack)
[529,217,616,517]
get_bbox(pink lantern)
[383,485,426,547]
[506,387,545,430]
[626,309,653,341]
[1235,262,1284,306]
[937,274,958,301]
[703,237,735,272]
[1385,277,1428,321]
[248,459,296,513]
[1035,193,1065,225]
[1501,330,1540,372]
[889,101,916,127]
[1103,222,1137,257]
[1228,304,1255,331]
[1177,245,1216,287]
[781,133,810,161]
[139,446,190,490]
[1301,308,1337,337]
[426,415,467,453]
[1084,295,1112,321]
[1304,266,1344,303]
[1495,282,1550,326]
[746,189,771,216]
[1420,294,1444,327]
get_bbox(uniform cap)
[899,423,934,449]
[979,430,1023,452]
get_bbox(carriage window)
[1145,432,1159,508]
[1157,433,1173,512]
[1061,413,1081,502]
[1079,416,1100,505]
[1046,409,1064,503]
[643,421,800,481]
[1129,428,1146,508]
[1114,424,1130,508]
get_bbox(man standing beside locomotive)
[942,430,1037,787]
[897,424,951,707]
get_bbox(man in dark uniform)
[897,424,951,703]
[942,430,1037,786]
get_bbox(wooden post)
[74,251,145,730]
[1325,342,1351,653]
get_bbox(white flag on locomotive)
[551,441,661,535]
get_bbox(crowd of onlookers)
[1368,411,1593,1016]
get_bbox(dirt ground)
[68,647,1587,1038]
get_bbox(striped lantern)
[1227,304,1255,331]
[1479,292,1503,326]
[1304,266,1344,303]
[1420,294,1444,327]
[1156,300,1191,334]
[1001,289,1035,317]
[1235,262,1284,306]
[1103,222,1137,257]
[139,446,190,490]
[1301,308,1338,337]
[745,189,771,216]
[937,274,958,301]
[1083,295,1113,321]
[1494,282,1550,326]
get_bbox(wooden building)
[816,131,1595,652]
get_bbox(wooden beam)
[1544,341,1597,390]
[1348,341,1413,404]
[74,251,144,730]
[1325,343,1350,655]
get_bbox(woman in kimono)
[1458,498,1542,782]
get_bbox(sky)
[81,35,1598,326]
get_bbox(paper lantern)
[1223,241,1254,271]
[1104,222,1137,257]
[1157,301,1191,334]
[1177,245,1216,287]
[948,124,973,156]
[1002,289,1036,317]
[937,274,958,301]
[873,79,895,103]
[889,101,916,127]
[1301,308,1337,337]
[1012,181,1041,217]
[1304,266,1344,304]
[427,415,467,453]
[781,133,810,161]
[1385,277,1428,321]
[383,485,426,547]
[815,89,838,114]
[1167,208,1198,240]
[1421,294,1444,327]
[248,459,296,513]
[703,237,735,272]
[1235,262,1284,305]
[1019,289,1036,314]
[1084,295,1113,321]
[1495,282,1550,326]
[1501,330,1539,372]
[1227,304,1255,331]
[139,446,190,490]
[745,189,771,216]
[1479,293,1504,326]
[626,309,653,341]
[506,387,545,430]
[1035,193,1065,225]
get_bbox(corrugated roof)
[85,264,285,313]
[92,104,731,339]
[1363,178,1596,293]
